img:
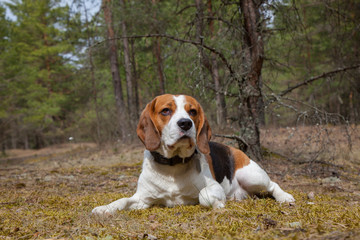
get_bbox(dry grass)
[1,126,360,239]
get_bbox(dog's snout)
[177,118,193,131]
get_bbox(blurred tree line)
[0,0,359,160]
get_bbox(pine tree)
[2,0,74,148]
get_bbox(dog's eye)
[189,109,197,117]
[161,108,171,116]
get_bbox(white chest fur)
[137,150,219,207]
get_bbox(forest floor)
[1,125,360,239]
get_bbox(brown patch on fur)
[229,146,250,174]
[137,94,176,151]
[150,94,177,134]
[137,103,161,151]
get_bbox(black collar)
[150,150,197,166]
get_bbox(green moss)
[1,163,360,239]
[82,191,359,239]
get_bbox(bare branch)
[176,4,196,15]
[279,64,360,97]
[92,33,236,79]
[203,16,242,31]
[213,133,249,152]
[203,83,238,97]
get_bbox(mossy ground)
[1,127,360,239]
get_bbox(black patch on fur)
[209,141,234,184]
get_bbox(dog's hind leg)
[235,160,295,203]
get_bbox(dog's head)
[137,94,211,158]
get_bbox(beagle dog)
[92,94,294,215]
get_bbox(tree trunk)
[89,45,102,144]
[194,0,211,72]
[154,37,165,94]
[349,91,355,124]
[207,0,227,126]
[130,39,140,118]
[120,0,136,132]
[84,0,102,144]
[102,0,129,140]
[1,141,5,156]
[195,0,227,126]
[238,0,264,161]
[24,133,29,149]
[11,120,17,149]
[212,56,227,126]
[152,0,165,94]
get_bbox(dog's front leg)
[92,194,150,216]
[199,182,226,209]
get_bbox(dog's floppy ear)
[137,98,161,151]
[196,106,212,154]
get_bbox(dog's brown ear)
[196,107,212,154]
[137,99,161,151]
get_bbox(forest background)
[0,0,359,162]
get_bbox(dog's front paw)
[276,192,295,203]
[212,199,225,209]
[199,190,226,209]
[92,205,115,216]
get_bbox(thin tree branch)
[92,33,236,79]
[279,64,360,97]
[203,16,242,31]
[204,83,238,97]
[213,133,249,151]
[176,4,196,15]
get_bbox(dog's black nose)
[177,118,193,131]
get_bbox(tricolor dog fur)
[92,94,295,215]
